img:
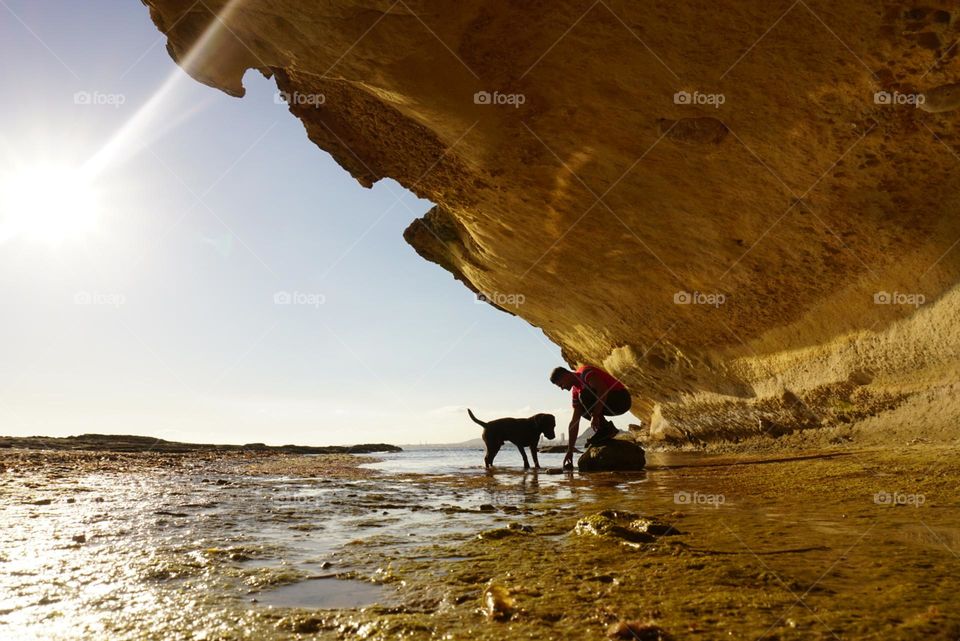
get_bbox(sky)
[0,0,570,446]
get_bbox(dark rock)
[577,437,645,471]
[539,445,577,453]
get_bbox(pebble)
[607,620,671,640]
[482,584,515,621]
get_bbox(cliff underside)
[142,0,960,446]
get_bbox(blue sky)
[0,0,568,445]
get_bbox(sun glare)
[0,165,100,246]
[0,0,248,250]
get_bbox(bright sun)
[0,164,100,246]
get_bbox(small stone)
[290,617,324,634]
[607,620,672,640]
[477,524,532,540]
[482,584,515,621]
[71,534,86,544]
[575,513,655,544]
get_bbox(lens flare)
[0,165,100,246]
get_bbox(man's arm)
[563,406,583,468]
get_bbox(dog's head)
[533,413,557,439]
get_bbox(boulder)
[577,437,646,472]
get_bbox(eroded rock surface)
[141,1,960,444]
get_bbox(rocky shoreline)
[0,433,401,455]
[2,443,958,639]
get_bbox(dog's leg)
[516,445,530,469]
[485,439,503,468]
[531,447,541,469]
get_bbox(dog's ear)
[535,413,556,428]
[535,413,557,437]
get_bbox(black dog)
[467,409,556,469]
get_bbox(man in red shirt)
[550,365,632,469]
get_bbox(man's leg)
[579,388,619,446]
[578,387,600,419]
[583,388,634,447]
[601,389,632,417]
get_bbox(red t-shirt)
[571,365,626,407]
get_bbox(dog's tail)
[467,408,487,428]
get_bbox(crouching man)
[549,365,631,469]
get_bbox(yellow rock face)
[142,1,960,443]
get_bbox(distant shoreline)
[0,434,402,455]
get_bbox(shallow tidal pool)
[1,446,958,640]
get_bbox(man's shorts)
[578,387,631,418]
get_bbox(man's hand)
[562,448,574,470]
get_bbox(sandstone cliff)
[141,0,960,444]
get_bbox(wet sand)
[1,446,958,640]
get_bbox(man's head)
[550,366,578,391]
